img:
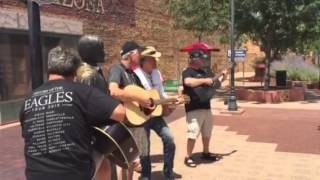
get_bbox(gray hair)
[48,46,81,77]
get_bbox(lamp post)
[318,50,320,89]
[27,0,43,89]
[227,0,238,111]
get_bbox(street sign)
[228,49,246,62]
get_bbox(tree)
[167,0,320,89]
[167,0,229,41]
[235,0,320,89]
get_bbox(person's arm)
[107,66,151,108]
[184,77,213,87]
[86,88,125,125]
[109,104,125,122]
[109,82,151,108]
[151,69,168,98]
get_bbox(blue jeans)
[140,117,176,179]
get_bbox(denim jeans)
[140,117,176,179]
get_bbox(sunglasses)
[190,52,209,59]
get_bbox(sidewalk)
[134,104,320,180]
[1,100,320,180]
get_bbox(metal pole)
[27,0,43,89]
[318,52,320,89]
[227,0,238,111]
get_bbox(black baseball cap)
[120,41,143,56]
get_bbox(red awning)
[180,42,220,52]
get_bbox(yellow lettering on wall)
[53,0,63,5]
[96,0,105,14]
[52,0,105,15]
[73,0,85,9]
[62,0,73,8]
[85,0,94,12]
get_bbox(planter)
[291,81,309,89]
[306,82,319,89]
[252,63,266,82]
[236,87,305,103]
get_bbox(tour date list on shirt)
[23,86,76,156]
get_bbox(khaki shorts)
[186,109,213,139]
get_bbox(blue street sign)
[227,49,246,58]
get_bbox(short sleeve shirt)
[182,67,211,112]
[107,64,142,88]
[19,80,119,180]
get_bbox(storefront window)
[0,31,79,101]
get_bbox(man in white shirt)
[133,46,176,180]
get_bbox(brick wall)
[0,0,263,79]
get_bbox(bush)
[271,55,319,82]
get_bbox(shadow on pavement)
[151,171,182,180]
[150,154,164,163]
[150,150,237,166]
[192,150,237,165]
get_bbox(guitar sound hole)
[139,105,154,115]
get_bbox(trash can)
[276,70,287,87]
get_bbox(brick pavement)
[134,107,320,180]
[1,103,320,180]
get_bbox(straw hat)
[141,46,162,61]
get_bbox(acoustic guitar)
[192,64,232,103]
[92,122,139,168]
[123,85,190,126]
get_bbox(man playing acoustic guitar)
[182,49,227,168]
[107,41,152,180]
[133,46,177,180]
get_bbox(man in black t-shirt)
[75,35,116,180]
[19,46,125,180]
[108,41,152,180]
[76,35,108,93]
[182,49,227,168]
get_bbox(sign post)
[27,0,56,89]
[228,49,246,85]
[27,0,43,89]
[318,50,320,89]
[227,0,238,112]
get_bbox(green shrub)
[271,55,319,82]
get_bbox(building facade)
[0,0,263,124]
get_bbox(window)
[0,30,79,101]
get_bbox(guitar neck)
[211,62,233,82]
[211,72,224,82]
[153,98,177,105]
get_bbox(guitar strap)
[97,66,107,83]
[119,64,143,88]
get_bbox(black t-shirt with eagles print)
[19,80,119,180]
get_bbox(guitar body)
[124,85,162,126]
[147,89,163,117]
[92,123,139,168]
[123,85,189,126]
[125,100,150,126]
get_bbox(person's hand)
[204,78,214,86]
[131,158,141,173]
[221,69,228,82]
[138,96,153,108]
[175,95,185,104]
[222,69,228,75]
